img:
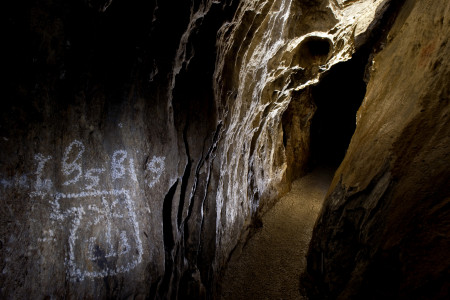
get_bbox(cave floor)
[219,167,334,300]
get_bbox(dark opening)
[309,50,368,168]
[303,36,331,58]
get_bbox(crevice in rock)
[177,126,192,229]
[164,181,179,251]
[178,161,191,228]
[186,122,222,230]
[149,274,162,300]
[178,123,224,298]
[183,125,222,246]
[196,122,222,292]
[158,180,179,299]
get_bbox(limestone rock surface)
[2,0,448,299]
[303,0,450,298]
[212,0,393,272]
[1,0,237,298]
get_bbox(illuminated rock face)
[303,0,450,298]
[1,0,448,299]
[212,0,392,272]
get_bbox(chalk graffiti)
[49,189,143,280]
[37,229,55,243]
[1,174,29,191]
[26,139,166,281]
[146,156,165,188]
[31,154,53,197]
[129,158,138,183]
[111,150,141,183]
[111,150,127,181]
[62,140,84,186]
[84,168,105,190]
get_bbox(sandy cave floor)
[219,168,334,300]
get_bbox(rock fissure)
[159,180,179,298]
[178,128,192,229]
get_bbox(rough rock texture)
[303,0,450,299]
[212,0,392,274]
[2,0,448,298]
[1,0,238,298]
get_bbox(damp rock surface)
[219,168,334,300]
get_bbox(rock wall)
[303,0,450,298]
[3,0,447,298]
[1,0,237,298]
[212,0,392,272]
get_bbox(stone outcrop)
[303,0,450,298]
[1,0,448,299]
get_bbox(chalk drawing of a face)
[51,189,143,281]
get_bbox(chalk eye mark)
[92,245,108,269]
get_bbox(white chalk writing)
[129,158,138,183]
[26,139,166,281]
[62,140,85,186]
[31,154,53,197]
[111,150,127,181]
[49,189,143,281]
[1,175,29,190]
[84,168,105,190]
[38,229,55,243]
[146,156,165,188]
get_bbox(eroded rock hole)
[309,50,368,168]
[302,36,332,59]
[291,36,332,68]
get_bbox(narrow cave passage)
[309,50,368,169]
[218,52,369,299]
[219,169,334,299]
